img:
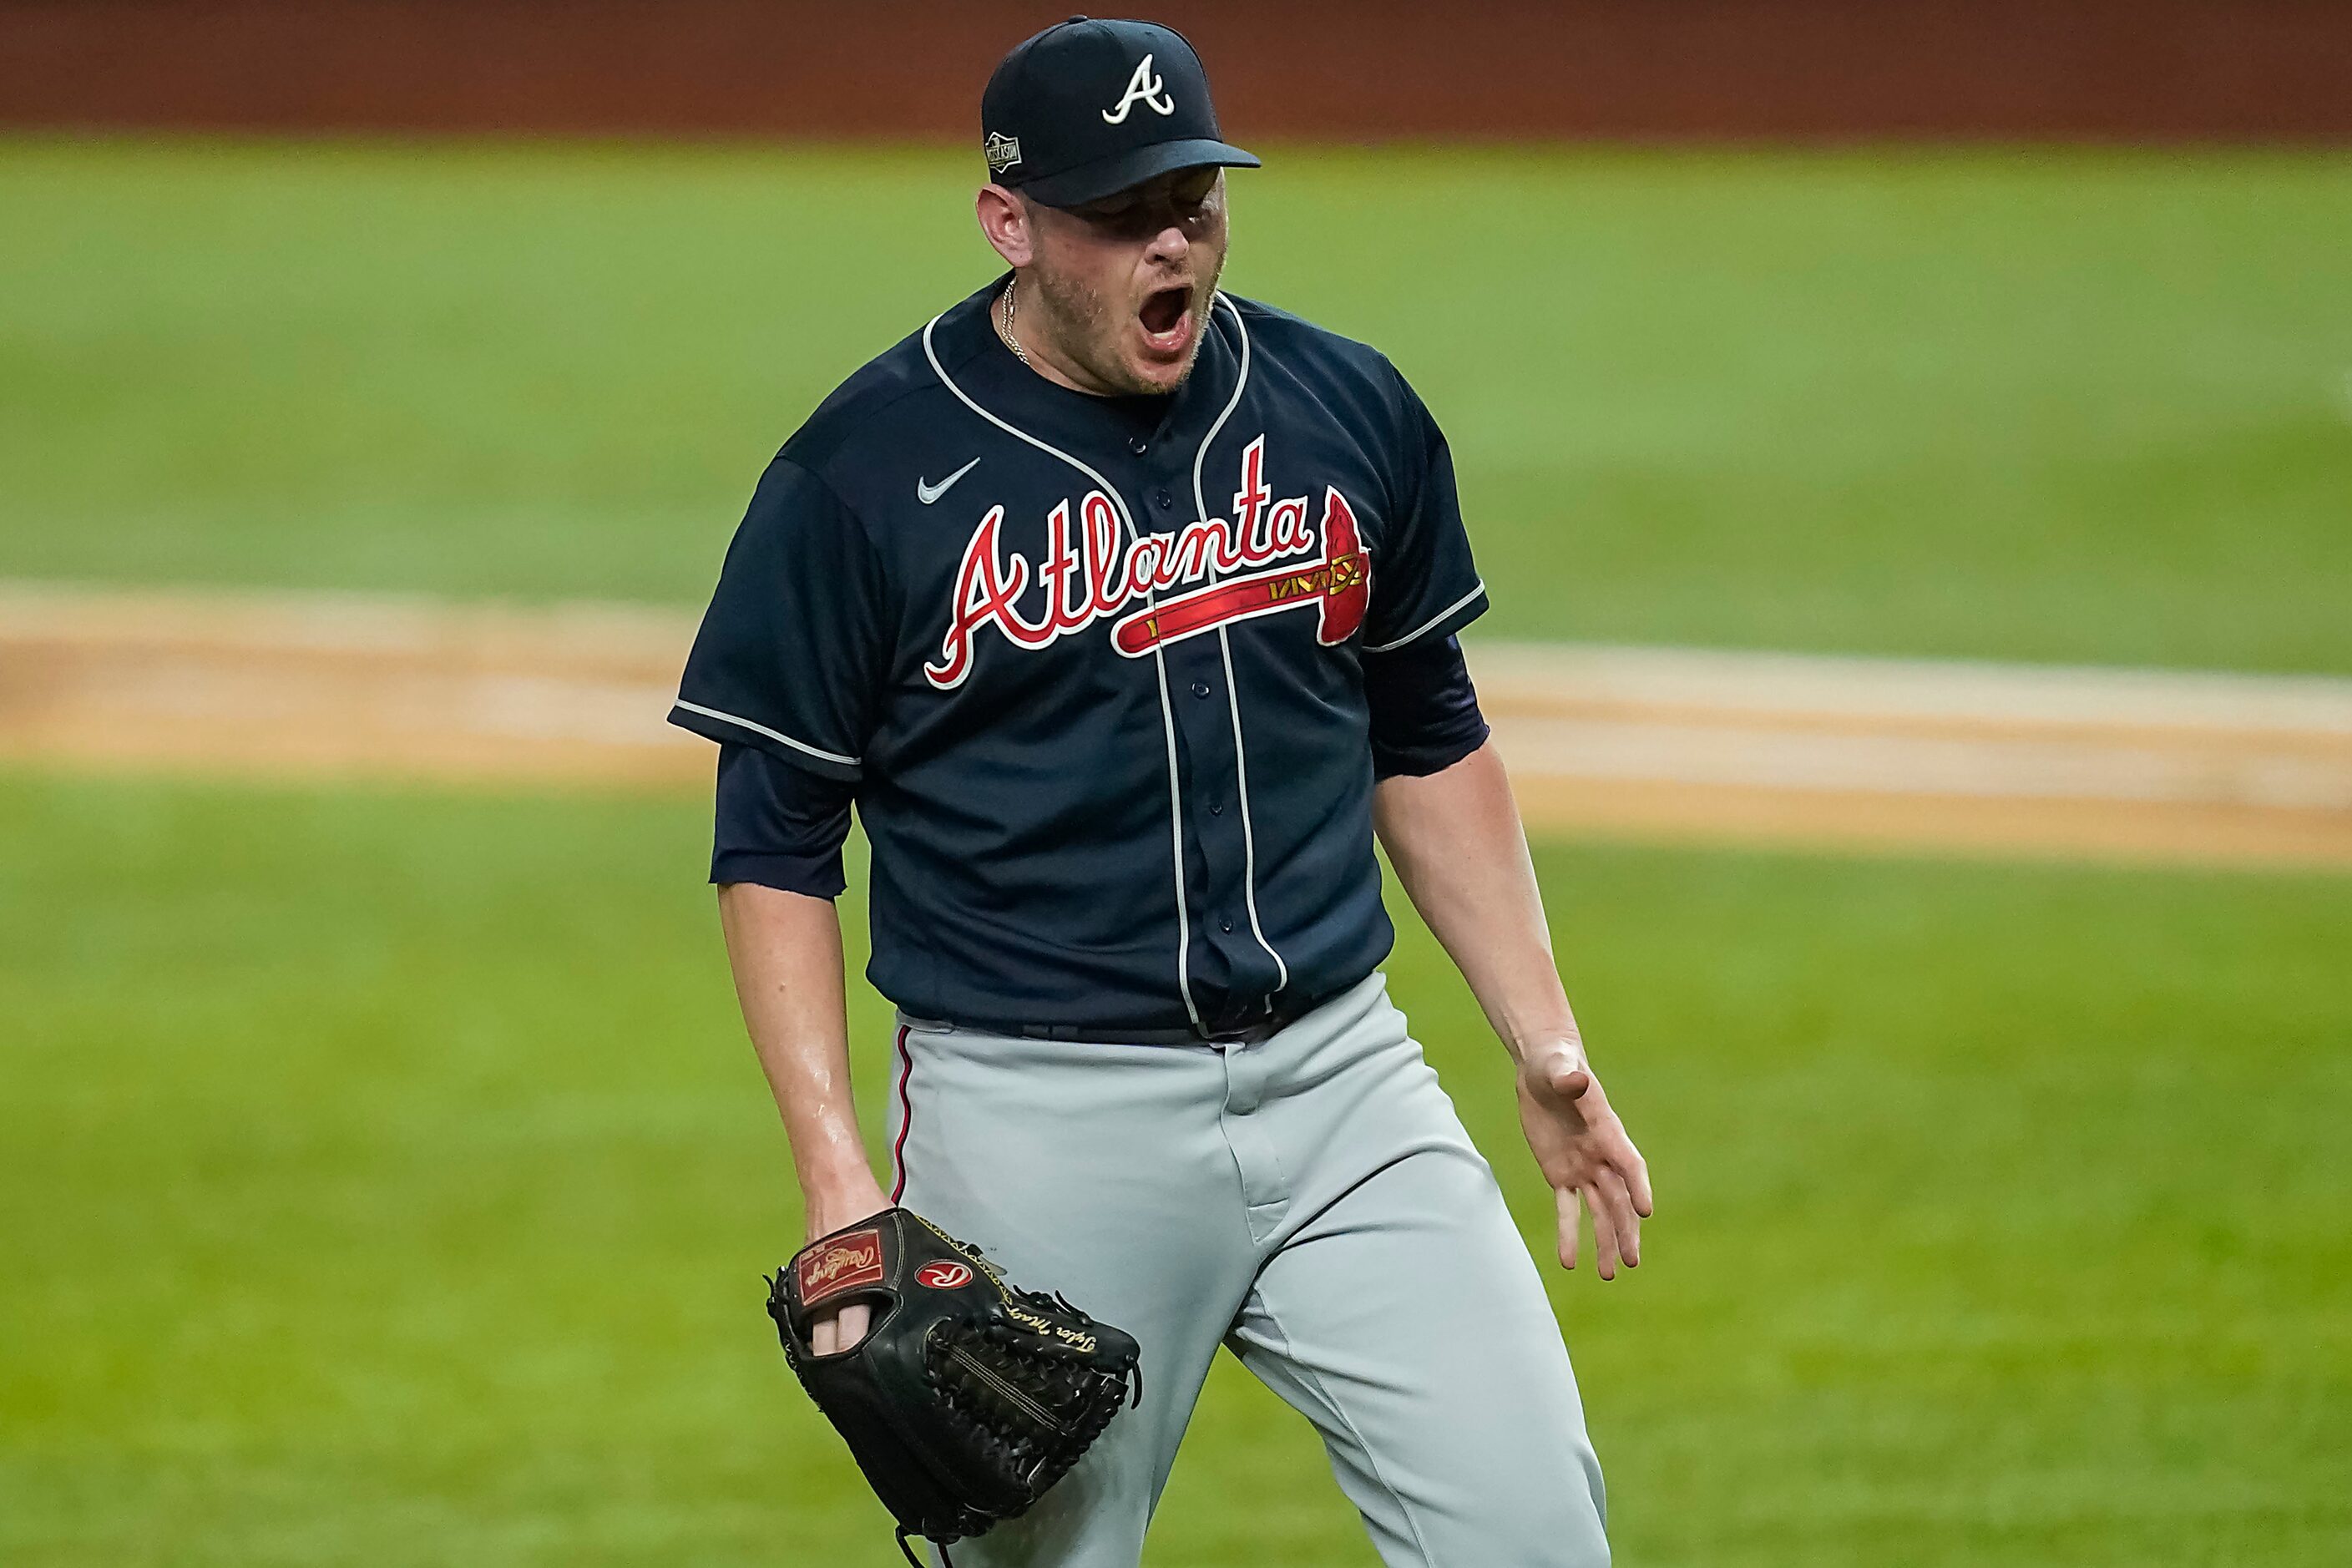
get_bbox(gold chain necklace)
[997,281,1032,369]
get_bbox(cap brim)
[1018,138,1261,208]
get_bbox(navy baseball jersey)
[670,277,1488,1037]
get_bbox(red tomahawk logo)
[1113,488,1369,657]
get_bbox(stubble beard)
[1029,248,1227,398]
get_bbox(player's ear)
[977,185,1034,269]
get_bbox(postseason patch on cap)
[984,131,1023,175]
[797,1228,886,1305]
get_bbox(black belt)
[943,990,1328,1049]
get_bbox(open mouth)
[1137,285,1192,354]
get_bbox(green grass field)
[3,774,2348,1566]
[5,139,2350,1565]
[4,139,2349,670]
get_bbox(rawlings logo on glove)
[798,1231,888,1302]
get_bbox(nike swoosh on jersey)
[916,457,982,505]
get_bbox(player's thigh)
[889,1021,1256,1322]
[1230,1144,1610,1568]
[892,1024,1257,1567]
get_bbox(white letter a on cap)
[1102,54,1177,124]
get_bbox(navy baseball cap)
[981,17,1259,208]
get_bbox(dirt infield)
[4,580,2348,870]
[3,1,2347,141]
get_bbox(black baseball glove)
[766,1207,1143,1566]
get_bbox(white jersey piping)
[1363,579,1489,654]
[921,311,1204,1032]
[1191,293,1291,994]
[670,698,861,768]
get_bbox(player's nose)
[1143,221,1190,265]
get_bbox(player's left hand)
[1517,1047,1652,1281]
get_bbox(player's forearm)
[715,881,886,1230]
[1372,739,1584,1067]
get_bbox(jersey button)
[1129,437,1148,455]
[1154,489,1173,509]
[1190,680,1210,698]
[1210,802,1225,816]
[1221,919,1235,933]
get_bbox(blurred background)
[3,3,2348,1565]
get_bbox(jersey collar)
[931,274,1243,503]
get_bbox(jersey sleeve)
[668,456,891,784]
[1364,633,1490,779]
[1362,369,1490,654]
[711,742,856,898]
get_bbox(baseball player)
[671,17,1651,1566]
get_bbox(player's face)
[1024,168,1228,397]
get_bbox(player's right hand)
[804,1178,893,1354]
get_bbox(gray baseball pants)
[888,970,1610,1567]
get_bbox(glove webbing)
[898,1311,1142,1565]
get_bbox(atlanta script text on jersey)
[924,435,1371,688]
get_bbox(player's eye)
[1063,180,1215,243]
[1171,169,1217,208]
[1082,199,1138,221]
